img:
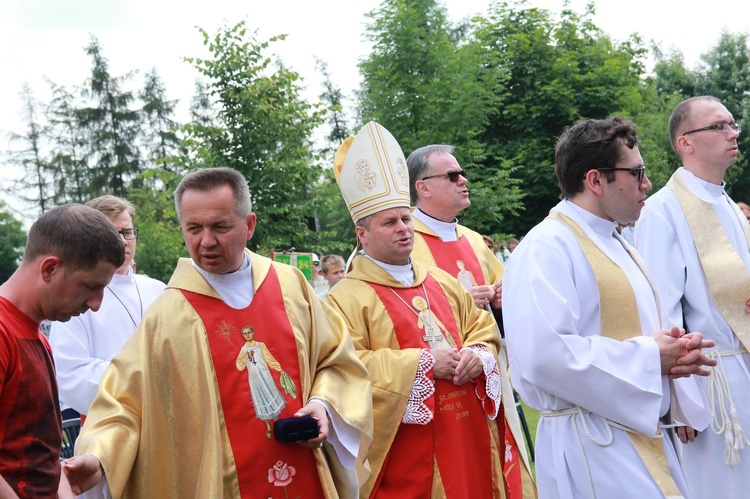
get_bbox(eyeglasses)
[596,166,646,183]
[683,122,742,136]
[118,228,139,240]
[420,169,468,182]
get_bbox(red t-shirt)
[0,297,62,498]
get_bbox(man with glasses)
[636,96,750,498]
[503,116,716,498]
[407,144,535,498]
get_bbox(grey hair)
[406,144,455,205]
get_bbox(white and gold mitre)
[334,121,410,223]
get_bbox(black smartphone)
[273,416,320,443]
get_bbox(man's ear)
[675,135,693,156]
[39,256,62,283]
[414,178,431,200]
[355,225,367,248]
[582,169,606,196]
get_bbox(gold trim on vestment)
[548,210,681,499]
[667,172,750,352]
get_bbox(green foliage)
[128,170,186,283]
[358,0,521,233]
[0,203,26,283]
[697,32,750,203]
[79,37,142,197]
[179,22,326,252]
[474,1,650,235]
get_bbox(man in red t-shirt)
[0,204,123,498]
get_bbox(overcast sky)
[1,0,747,215]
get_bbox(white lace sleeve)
[402,349,436,425]
[467,344,501,420]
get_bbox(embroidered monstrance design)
[412,296,456,349]
[455,260,478,291]
[355,159,377,192]
[235,325,298,439]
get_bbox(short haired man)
[407,144,535,496]
[327,123,508,497]
[407,145,503,313]
[64,168,372,498]
[503,117,716,497]
[0,204,123,498]
[49,195,166,499]
[636,96,750,498]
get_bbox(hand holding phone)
[273,416,320,443]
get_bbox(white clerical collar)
[363,254,415,286]
[110,269,134,286]
[412,207,459,242]
[681,167,726,198]
[193,253,255,309]
[563,199,619,238]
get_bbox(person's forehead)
[615,144,643,167]
[692,100,732,123]
[428,152,460,172]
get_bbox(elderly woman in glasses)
[49,195,166,499]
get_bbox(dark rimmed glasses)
[118,228,139,240]
[596,166,646,183]
[421,169,468,183]
[683,122,742,136]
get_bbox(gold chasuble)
[325,255,506,498]
[76,252,372,498]
[548,210,681,498]
[411,218,535,499]
[667,172,750,352]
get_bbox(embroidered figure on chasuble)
[406,142,536,498]
[236,325,297,439]
[329,123,510,498]
[66,167,372,499]
[455,260,478,291]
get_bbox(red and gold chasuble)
[421,232,526,499]
[368,275,493,498]
[182,267,325,499]
[421,233,487,286]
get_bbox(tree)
[139,68,184,173]
[696,32,750,202]
[179,21,326,252]
[357,0,520,234]
[128,170,187,283]
[316,58,350,155]
[46,81,91,205]
[0,203,25,283]
[474,1,649,235]
[78,37,142,196]
[5,84,54,214]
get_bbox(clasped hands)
[652,326,716,379]
[432,347,483,385]
[469,280,503,310]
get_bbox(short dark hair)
[668,96,721,152]
[406,144,455,205]
[555,117,639,199]
[175,167,252,221]
[24,204,125,271]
